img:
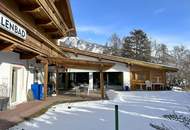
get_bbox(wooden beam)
[37,0,69,36]
[0,44,16,52]
[20,53,39,60]
[100,65,104,99]
[44,28,58,33]
[51,34,63,39]
[47,0,69,30]
[21,7,41,13]
[46,30,59,35]
[43,62,48,100]
[48,57,114,70]
[19,4,40,13]
[36,20,53,26]
[36,56,48,64]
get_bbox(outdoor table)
[135,83,145,90]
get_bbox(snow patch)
[11,91,190,130]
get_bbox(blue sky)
[70,0,190,49]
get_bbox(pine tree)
[122,29,151,62]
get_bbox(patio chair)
[71,82,80,96]
[145,80,152,90]
[73,86,80,96]
[87,85,94,95]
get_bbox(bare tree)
[168,45,190,88]
[151,41,173,65]
[104,33,122,56]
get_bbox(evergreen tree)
[122,29,151,62]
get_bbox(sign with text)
[0,12,27,40]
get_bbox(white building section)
[64,53,131,90]
[0,52,42,106]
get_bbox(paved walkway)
[0,94,100,130]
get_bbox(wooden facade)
[130,65,166,90]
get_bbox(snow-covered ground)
[11,91,190,130]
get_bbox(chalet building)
[0,0,178,109]
[0,0,114,107]
[53,47,178,94]
[0,0,77,106]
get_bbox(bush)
[150,109,190,130]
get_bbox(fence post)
[115,105,119,130]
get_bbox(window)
[132,72,148,81]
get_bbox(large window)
[93,72,123,86]
[75,73,89,84]
[107,72,123,85]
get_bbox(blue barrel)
[31,83,39,100]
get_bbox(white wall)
[123,71,131,88]
[0,52,36,106]
[68,68,98,72]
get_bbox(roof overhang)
[15,0,76,39]
[61,47,178,72]
[47,57,115,71]
[0,39,39,59]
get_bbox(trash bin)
[31,82,39,100]
[124,86,129,91]
[0,97,9,111]
[31,83,44,100]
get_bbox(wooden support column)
[43,62,48,100]
[56,65,59,94]
[163,71,166,86]
[65,68,69,90]
[100,65,104,99]
[149,71,153,90]
[106,72,109,88]
[149,71,152,81]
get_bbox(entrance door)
[11,67,18,103]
